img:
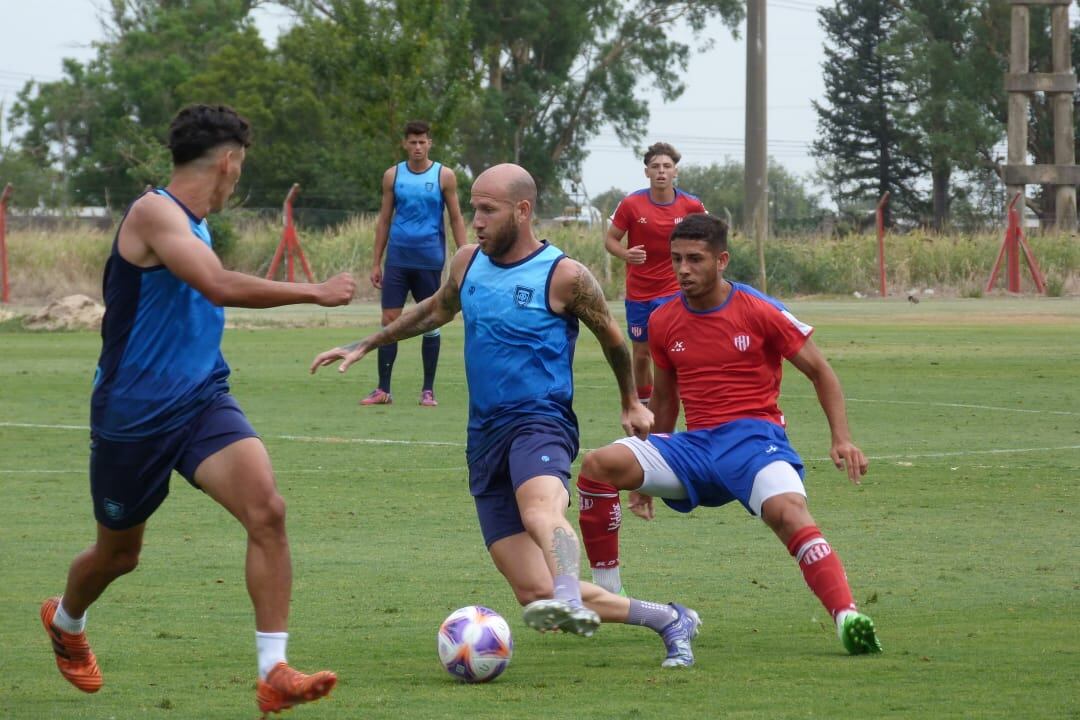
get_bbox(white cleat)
[523,599,601,637]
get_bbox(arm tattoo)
[344,287,460,352]
[567,264,636,401]
[551,526,580,577]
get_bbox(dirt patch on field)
[23,294,105,331]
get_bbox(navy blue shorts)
[649,418,805,514]
[624,293,679,342]
[381,265,442,310]
[468,419,578,547]
[89,394,259,530]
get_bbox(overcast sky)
[2,1,834,203]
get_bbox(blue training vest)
[459,242,579,460]
[90,189,230,440]
[387,161,446,270]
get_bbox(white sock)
[835,609,858,638]
[591,566,623,594]
[256,631,288,680]
[53,598,86,633]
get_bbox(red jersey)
[648,283,813,430]
[611,189,706,301]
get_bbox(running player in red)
[581,142,705,594]
[579,213,882,655]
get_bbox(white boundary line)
[3,419,1079,471]
[785,395,1080,417]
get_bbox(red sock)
[577,475,621,569]
[636,384,653,405]
[786,525,856,619]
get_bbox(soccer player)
[40,104,350,715]
[312,163,702,668]
[363,120,468,407]
[581,142,706,594]
[579,213,883,655]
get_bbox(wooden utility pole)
[745,0,768,291]
[1003,0,1078,230]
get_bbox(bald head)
[473,163,537,207]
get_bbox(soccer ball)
[437,605,513,683]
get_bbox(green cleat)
[839,612,882,655]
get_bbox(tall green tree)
[268,0,478,210]
[886,0,1004,230]
[8,0,256,207]
[812,0,923,226]
[463,0,743,205]
[678,159,825,233]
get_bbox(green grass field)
[1,298,1078,719]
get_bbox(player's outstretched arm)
[129,194,355,308]
[552,258,652,439]
[310,246,471,375]
[787,338,869,483]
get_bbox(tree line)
[0,1,1076,231]
[816,0,1080,229]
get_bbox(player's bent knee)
[102,547,141,578]
[511,582,555,606]
[580,448,621,485]
[760,492,812,535]
[244,493,287,536]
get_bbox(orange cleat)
[40,597,103,693]
[257,662,337,717]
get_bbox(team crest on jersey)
[425,182,435,192]
[514,285,534,307]
[734,334,751,352]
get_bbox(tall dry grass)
[4,217,1077,305]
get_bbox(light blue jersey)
[387,161,446,270]
[459,242,579,461]
[91,189,230,440]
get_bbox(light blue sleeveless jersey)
[459,242,579,459]
[387,161,446,270]
[90,189,230,440]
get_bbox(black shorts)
[381,265,442,310]
[468,418,578,547]
[89,394,258,529]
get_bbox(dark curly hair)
[670,213,727,253]
[168,104,252,166]
[404,120,431,137]
[644,142,681,166]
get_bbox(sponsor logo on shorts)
[514,285,534,307]
[734,334,751,352]
[766,444,778,454]
[541,455,550,462]
[468,285,476,295]
[637,216,648,224]
[670,340,685,352]
[631,326,643,338]
[103,498,124,520]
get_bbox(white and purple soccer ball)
[437,605,513,683]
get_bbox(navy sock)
[421,335,440,391]
[377,342,397,392]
